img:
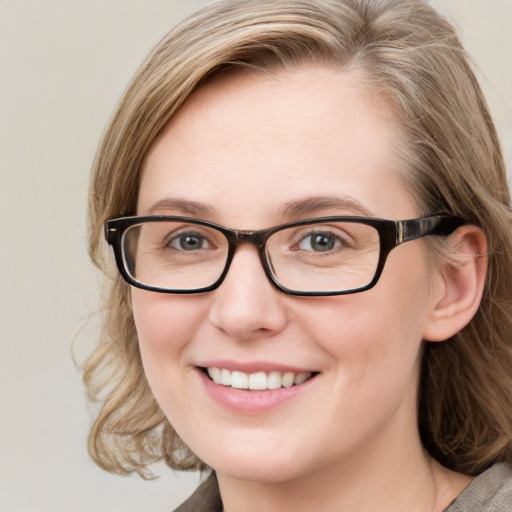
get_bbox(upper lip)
[197,360,318,374]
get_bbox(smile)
[206,368,314,391]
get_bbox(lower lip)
[197,369,317,414]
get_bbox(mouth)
[201,367,318,391]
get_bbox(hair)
[85,0,512,478]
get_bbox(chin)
[193,436,315,484]
[214,459,308,485]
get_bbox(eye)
[297,231,341,253]
[167,231,212,251]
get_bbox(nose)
[208,244,288,340]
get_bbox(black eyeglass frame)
[104,214,464,297]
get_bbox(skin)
[133,65,473,511]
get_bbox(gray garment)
[174,463,512,512]
[174,474,222,512]
[444,463,512,511]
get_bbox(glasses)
[104,214,464,296]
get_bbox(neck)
[216,424,471,512]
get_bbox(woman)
[84,0,512,510]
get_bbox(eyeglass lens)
[122,220,381,293]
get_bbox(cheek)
[132,291,205,350]
[296,245,433,380]
[130,291,208,400]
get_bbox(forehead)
[139,65,417,225]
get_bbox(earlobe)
[422,225,488,342]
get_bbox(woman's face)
[133,66,441,483]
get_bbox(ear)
[422,225,487,342]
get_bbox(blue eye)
[298,232,340,252]
[168,232,210,251]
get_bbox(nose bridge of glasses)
[225,229,271,276]
[231,229,267,250]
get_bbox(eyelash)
[165,230,213,251]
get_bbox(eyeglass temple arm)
[397,215,465,244]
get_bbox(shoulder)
[173,473,222,512]
[445,463,512,512]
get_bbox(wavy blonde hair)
[85,0,512,478]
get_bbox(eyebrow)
[146,198,215,216]
[279,195,376,219]
[145,195,375,220]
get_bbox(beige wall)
[433,0,512,172]
[0,1,510,511]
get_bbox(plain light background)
[0,1,510,511]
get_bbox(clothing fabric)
[444,463,512,511]
[173,463,512,512]
[174,474,222,512]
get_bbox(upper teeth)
[206,368,312,390]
